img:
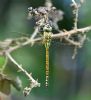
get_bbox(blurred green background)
[0,0,91,100]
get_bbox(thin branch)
[71,0,79,29]
[5,52,39,84]
[0,26,90,54]
[53,26,91,38]
[23,28,39,46]
[29,27,39,45]
[64,37,80,46]
[0,0,89,96]
[72,46,78,59]
[7,26,91,52]
[5,52,40,95]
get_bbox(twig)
[5,52,40,95]
[6,26,91,52]
[64,37,80,46]
[30,27,39,40]
[72,46,78,59]
[53,26,91,38]
[24,27,39,45]
[71,0,79,29]
[0,0,89,96]
[0,26,90,54]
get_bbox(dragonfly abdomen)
[45,47,49,87]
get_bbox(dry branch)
[5,52,40,96]
[0,0,91,96]
[6,26,91,53]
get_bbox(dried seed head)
[28,6,64,32]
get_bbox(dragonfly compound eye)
[28,7,33,12]
[43,24,52,32]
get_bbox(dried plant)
[0,0,91,96]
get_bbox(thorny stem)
[7,28,39,52]
[64,37,80,46]
[53,26,91,38]
[30,27,39,39]
[6,26,91,53]
[72,46,78,59]
[0,0,90,96]
[1,26,89,54]
[71,0,79,29]
[5,52,40,93]
[16,27,39,47]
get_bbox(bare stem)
[0,0,89,96]
[64,37,80,46]
[6,26,91,53]
[5,52,40,94]
[71,0,79,29]
[30,27,39,39]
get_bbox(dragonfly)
[42,23,52,87]
[1,30,82,88]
